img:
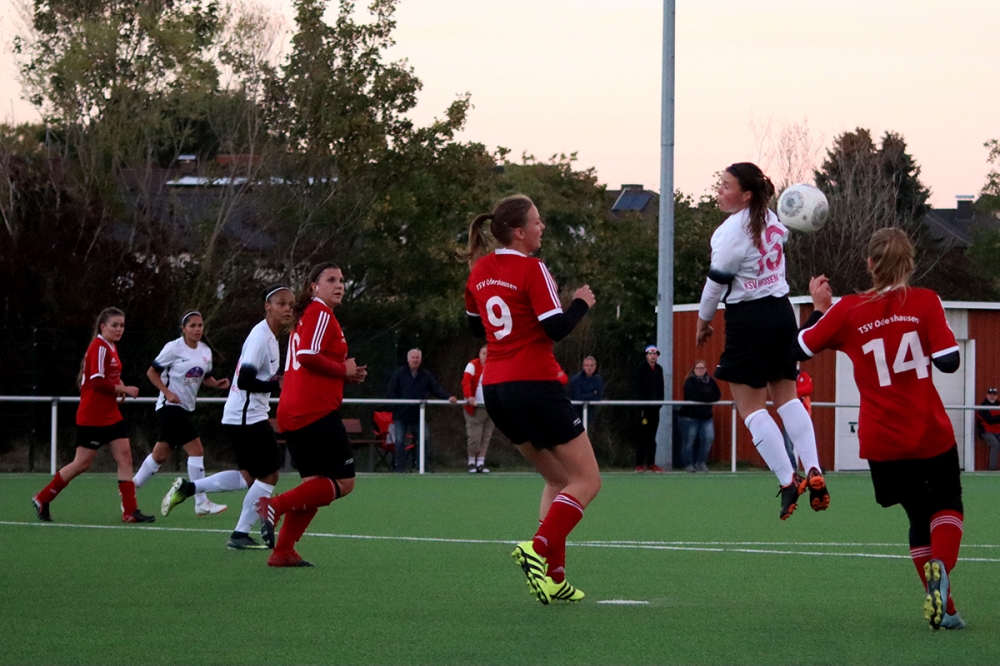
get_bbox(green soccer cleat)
[544,576,585,602]
[511,541,550,605]
[923,558,949,629]
[161,477,195,517]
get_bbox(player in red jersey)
[256,263,368,567]
[32,307,155,523]
[464,194,600,604]
[794,228,965,630]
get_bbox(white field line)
[2,520,999,563]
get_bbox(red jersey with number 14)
[277,298,348,432]
[799,287,959,462]
[465,248,564,384]
[77,335,124,427]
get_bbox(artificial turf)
[1,471,999,665]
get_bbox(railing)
[0,395,993,475]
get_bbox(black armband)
[540,299,590,342]
[931,350,960,374]
[150,361,165,372]
[707,268,735,285]
[468,314,485,338]
[237,364,279,393]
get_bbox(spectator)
[568,356,605,419]
[678,360,721,472]
[386,348,457,472]
[634,345,665,473]
[976,387,1000,471]
[462,344,494,473]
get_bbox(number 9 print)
[486,296,513,339]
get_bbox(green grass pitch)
[2,471,999,665]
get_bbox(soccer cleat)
[195,500,228,516]
[31,497,52,522]
[257,496,276,549]
[544,576,585,602]
[161,477,194,516]
[778,473,805,520]
[227,534,268,550]
[267,550,314,567]
[123,509,156,523]
[511,541,551,605]
[924,558,950,630]
[939,612,966,630]
[799,467,830,511]
[477,465,490,474]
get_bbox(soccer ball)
[777,184,829,233]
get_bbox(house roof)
[921,205,999,250]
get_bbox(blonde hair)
[866,227,915,293]
[463,194,535,267]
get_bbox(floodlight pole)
[655,0,676,470]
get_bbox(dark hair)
[78,307,125,387]
[725,162,775,250]
[177,309,224,364]
[263,285,292,303]
[866,227,915,294]
[294,262,340,323]
[464,194,535,266]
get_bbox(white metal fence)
[0,395,994,474]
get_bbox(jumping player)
[32,307,155,523]
[695,163,828,519]
[256,264,368,567]
[132,311,230,515]
[464,194,601,604]
[795,228,965,630]
[162,286,295,551]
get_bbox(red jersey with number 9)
[798,287,959,462]
[465,249,564,384]
[277,298,348,432]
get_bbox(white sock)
[476,456,485,467]
[132,454,160,488]
[235,480,274,534]
[194,470,247,494]
[468,456,476,467]
[188,455,208,505]
[777,400,820,473]
[745,409,795,486]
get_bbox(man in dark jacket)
[568,356,605,419]
[634,345,665,472]
[386,348,457,472]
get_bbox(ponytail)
[462,194,535,267]
[725,162,775,250]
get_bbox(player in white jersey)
[132,311,230,515]
[695,162,828,520]
[161,286,295,550]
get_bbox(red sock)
[271,477,336,516]
[931,510,963,614]
[118,480,137,516]
[533,493,584,569]
[36,472,69,504]
[274,507,318,554]
[909,544,932,590]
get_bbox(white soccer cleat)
[195,500,228,516]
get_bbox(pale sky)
[2,0,997,208]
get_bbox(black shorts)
[715,295,798,389]
[75,421,128,450]
[282,410,356,480]
[868,445,963,511]
[484,381,585,449]
[155,406,200,449]
[223,421,282,480]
